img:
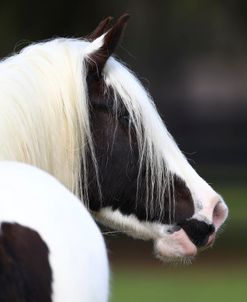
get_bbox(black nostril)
[208,223,215,234]
[179,219,215,248]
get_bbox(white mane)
[0,39,92,198]
[0,36,200,220]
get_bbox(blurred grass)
[214,182,247,248]
[109,182,247,302]
[214,183,246,226]
[110,267,247,302]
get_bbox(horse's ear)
[87,14,130,76]
[87,16,113,41]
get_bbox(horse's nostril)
[208,224,215,234]
[213,201,228,230]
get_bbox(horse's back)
[0,161,109,302]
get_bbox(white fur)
[0,161,109,302]
[94,207,171,240]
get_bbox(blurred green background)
[0,1,246,301]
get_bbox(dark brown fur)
[86,16,113,41]
[0,223,52,302]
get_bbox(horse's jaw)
[93,207,198,263]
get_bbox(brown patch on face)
[0,222,52,301]
[173,175,195,223]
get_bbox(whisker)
[102,231,122,235]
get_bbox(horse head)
[0,14,228,264]
[84,15,228,262]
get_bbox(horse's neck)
[0,41,85,193]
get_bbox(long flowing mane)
[0,39,92,198]
[0,37,193,220]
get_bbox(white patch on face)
[94,207,171,240]
[95,207,198,261]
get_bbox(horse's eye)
[118,112,130,123]
[120,114,129,121]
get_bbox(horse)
[0,161,109,302]
[0,13,228,268]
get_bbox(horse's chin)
[154,228,197,263]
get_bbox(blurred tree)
[0,0,246,171]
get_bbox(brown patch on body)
[0,222,52,302]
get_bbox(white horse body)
[0,161,109,302]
